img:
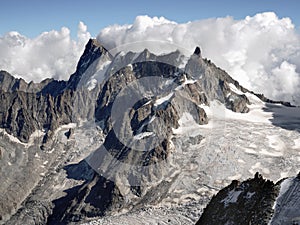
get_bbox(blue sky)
[1,0,299,38]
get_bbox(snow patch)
[267,135,285,151]
[134,132,154,140]
[177,54,189,69]
[84,59,112,90]
[173,112,202,135]
[154,92,173,107]
[0,128,45,148]
[87,78,98,91]
[245,191,255,199]
[229,83,244,95]
[238,159,246,164]
[221,190,243,207]
[293,137,300,149]
[127,63,133,70]
[228,174,242,180]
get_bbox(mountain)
[196,172,300,225]
[0,39,299,225]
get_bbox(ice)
[238,159,246,164]
[154,92,174,107]
[293,137,300,149]
[228,174,242,180]
[87,78,98,91]
[270,178,293,219]
[259,149,283,157]
[172,112,202,135]
[248,162,270,175]
[229,83,244,95]
[0,128,45,148]
[133,132,154,140]
[245,148,258,154]
[267,135,285,151]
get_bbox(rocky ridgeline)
[197,172,300,225]
[0,39,108,148]
[0,38,253,149]
[197,172,278,225]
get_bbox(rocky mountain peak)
[134,48,157,62]
[90,38,104,49]
[67,38,112,90]
[193,46,201,57]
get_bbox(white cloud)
[0,21,91,82]
[0,14,299,105]
[97,13,300,105]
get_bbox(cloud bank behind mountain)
[98,13,300,104]
[0,13,299,104]
[0,22,91,82]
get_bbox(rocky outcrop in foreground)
[197,172,300,225]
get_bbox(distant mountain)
[0,39,299,225]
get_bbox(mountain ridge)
[0,38,299,224]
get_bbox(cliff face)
[0,89,73,144]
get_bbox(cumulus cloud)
[0,21,91,82]
[1,14,299,104]
[97,13,300,105]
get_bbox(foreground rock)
[197,172,300,225]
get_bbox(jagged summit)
[193,46,201,56]
[67,38,112,90]
[90,38,104,49]
[0,70,51,93]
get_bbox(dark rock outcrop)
[196,173,300,225]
